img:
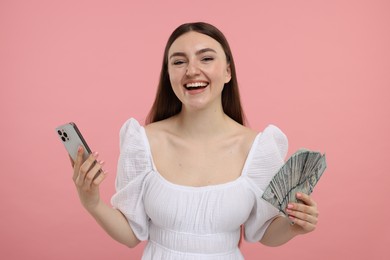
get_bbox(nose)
[185,60,200,77]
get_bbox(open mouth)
[184,82,209,90]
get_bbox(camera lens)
[61,136,66,142]
[57,130,62,135]
[63,132,68,138]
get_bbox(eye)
[201,56,214,62]
[172,60,186,66]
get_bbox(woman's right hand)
[71,146,107,212]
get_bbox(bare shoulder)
[225,116,258,139]
[144,117,175,133]
[230,121,259,151]
[144,117,176,144]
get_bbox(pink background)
[1,0,389,259]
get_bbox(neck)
[174,104,231,140]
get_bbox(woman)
[72,22,319,259]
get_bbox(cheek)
[168,68,182,85]
[209,65,229,83]
[169,74,181,89]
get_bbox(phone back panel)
[55,123,91,162]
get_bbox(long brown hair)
[146,22,245,125]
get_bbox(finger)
[76,152,99,184]
[92,169,107,187]
[296,193,316,207]
[287,208,318,225]
[289,215,316,232]
[287,202,318,218]
[83,160,103,188]
[286,203,319,223]
[72,146,84,181]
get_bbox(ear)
[224,63,232,83]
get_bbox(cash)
[262,149,327,216]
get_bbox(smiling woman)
[167,31,231,111]
[70,22,320,259]
[146,22,243,125]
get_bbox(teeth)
[185,82,208,88]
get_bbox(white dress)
[111,118,288,259]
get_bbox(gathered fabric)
[111,118,288,259]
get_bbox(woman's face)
[167,31,231,111]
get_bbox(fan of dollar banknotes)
[262,149,327,216]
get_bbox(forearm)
[260,216,297,247]
[71,148,140,248]
[87,199,140,248]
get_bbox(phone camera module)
[58,129,69,142]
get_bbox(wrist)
[83,198,103,215]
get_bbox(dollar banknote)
[262,149,327,216]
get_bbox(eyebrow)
[169,48,217,60]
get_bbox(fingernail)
[78,146,83,152]
[99,160,105,165]
[296,193,302,198]
[288,204,294,209]
[92,151,99,157]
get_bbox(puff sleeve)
[111,118,152,241]
[244,124,288,242]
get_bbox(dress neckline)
[139,125,263,191]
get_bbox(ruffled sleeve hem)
[111,118,153,241]
[243,124,288,242]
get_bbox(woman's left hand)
[285,192,319,235]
